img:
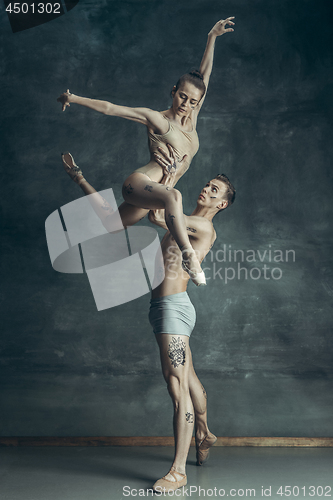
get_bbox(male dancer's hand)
[154,144,187,177]
[149,145,186,228]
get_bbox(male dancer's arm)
[148,151,176,229]
[149,209,211,239]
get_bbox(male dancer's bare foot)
[61,152,86,185]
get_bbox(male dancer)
[149,146,236,492]
[60,145,235,492]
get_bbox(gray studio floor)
[1,446,332,500]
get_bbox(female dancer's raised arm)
[192,17,235,119]
[200,18,235,86]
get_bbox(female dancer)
[57,17,235,285]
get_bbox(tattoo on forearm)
[185,412,194,423]
[168,337,186,368]
[144,185,153,192]
[186,227,197,233]
[168,214,175,226]
[124,183,134,195]
[101,197,114,213]
[166,187,171,191]
[201,384,207,400]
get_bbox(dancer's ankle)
[171,465,186,476]
[181,245,195,262]
[196,428,209,442]
[62,153,86,186]
[77,176,87,186]
[181,247,202,273]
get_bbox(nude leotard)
[135,115,199,181]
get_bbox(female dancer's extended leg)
[122,173,203,278]
[61,152,149,228]
[61,153,205,282]
[81,179,149,230]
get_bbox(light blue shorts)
[149,292,196,337]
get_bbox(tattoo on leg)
[124,183,134,195]
[185,412,194,423]
[168,337,186,368]
[144,185,153,192]
[168,213,175,226]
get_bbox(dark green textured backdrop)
[1,0,333,436]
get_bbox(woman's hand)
[209,17,235,37]
[154,144,187,178]
[57,89,73,111]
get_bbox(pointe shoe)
[196,432,217,466]
[61,152,86,185]
[153,469,187,493]
[182,261,207,286]
[181,246,207,287]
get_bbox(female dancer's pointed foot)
[153,468,187,492]
[182,262,206,286]
[181,246,207,286]
[61,152,86,185]
[196,432,217,466]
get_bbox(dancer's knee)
[102,213,125,232]
[165,188,182,206]
[102,214,113,231]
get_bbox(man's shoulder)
[186,215,215,236]
[188,215,214,228]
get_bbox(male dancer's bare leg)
[154,334,193,488]
[188,348,217,465]
[154,334,216,491]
